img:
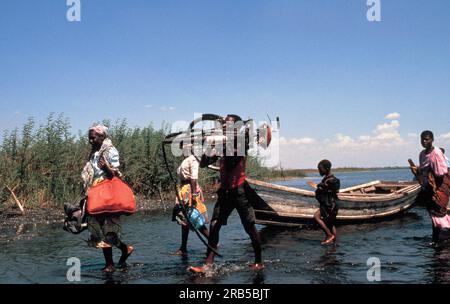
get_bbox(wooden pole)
[408,159,423,186]
[5,185,25,214]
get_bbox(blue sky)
[1,0,449,167]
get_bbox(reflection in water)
[317,246,339,267]
[312,246,342,284]
[432,241,450,284]
[103,273,119,285]
[3,169,450,283]
[252,271,266,284]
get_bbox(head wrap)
[89,124,109,137]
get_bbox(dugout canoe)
[246,178,421,227]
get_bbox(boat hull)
[246,179,421,227]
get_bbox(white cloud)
[370,120,404,145]
[280,137,315,145]
[144,104,152,108]
[385,112,400,120]
[359,135,371,141]
[332,133,355,148]
[276,115,418,168]
[408,133,418,138]
[376,120,400,132]
[327,120,403,149]
[160,106,176,111]
[441,132,450,139]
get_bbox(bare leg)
[314,210,333,238]
[102,247,115,273]
[204,213,210,225]
[205,220,221,265]
[243,223,262,264]
[117,241,134,267]
[326,219,337,240]
[199,226,209,238]
[332,226,337,240]
[179,225,189,253]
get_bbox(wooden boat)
[246,178,421,227]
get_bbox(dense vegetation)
[0,113,299,210]
[0,114,179,209]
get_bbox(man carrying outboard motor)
[188,114,265,274]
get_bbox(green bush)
[0,114,181,208]
[0,113,297,209]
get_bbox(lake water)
[1,168,450,284]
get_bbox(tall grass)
[1,113,292,209]
[0,114,179,208]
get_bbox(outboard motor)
[63,198,88,234]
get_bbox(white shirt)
[177,155,200,181]
[90,147,120,180]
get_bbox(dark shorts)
[320,205,338,224]
[211,183,256,226]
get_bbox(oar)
[408,159,423,186]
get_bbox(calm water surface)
[1,169,450,284]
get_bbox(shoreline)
[256,168,410,182]
[0,191,219,242]
[300,167,409,174]
[0,167,409,242]
[266,176,307,182]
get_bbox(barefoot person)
[189,115,264,273]
[308,160,340,245]
[172,146,209,256]
[82,124,134,273]
[412,131,450,245]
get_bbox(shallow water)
[1,169,450,284]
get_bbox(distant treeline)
[0,113,282,209]
[246,163,306,180]
[301,167,409,174]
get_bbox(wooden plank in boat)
[339,181,381,193]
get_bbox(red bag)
[87,177,136,215]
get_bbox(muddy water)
[1,169,449,284]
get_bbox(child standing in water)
[308,160,340,245]
[172,145,209,256]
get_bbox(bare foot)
[249,263,265,271]
[96,241,112,249]
[321,235,335,245]
[102,265,116,273]
[172,249,188,257]
[118,245,134,267]
[188,264,211,274]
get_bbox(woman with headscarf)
[81,124,134,273]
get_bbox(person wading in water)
[188,115,264,274]
[82,124,134,273]
[411,131,450,246]
[308,160,340,245]
[172,144,210,256]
